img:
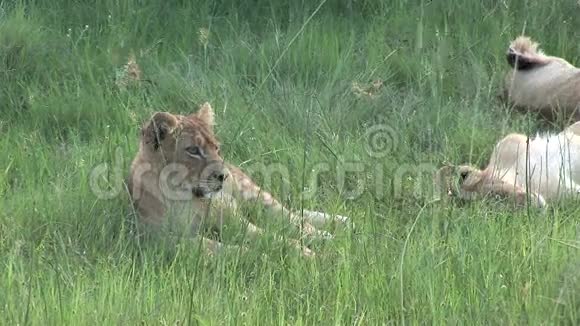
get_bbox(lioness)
[436,122,580,208]
[128,102,349,257]
[503,35,580,122]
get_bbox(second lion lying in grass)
[436,122,580,209]
[503,35,580,122]
[128,102,349,257]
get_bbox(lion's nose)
[212,171,227,183]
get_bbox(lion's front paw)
[289,239,316,258]
[333,214,350,224]
[333,214,355,229]
[300,221,335,240]
[301,246,316,258]
[317,229,334,240]
[532,193,547,210]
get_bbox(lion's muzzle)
[192,162,229,198]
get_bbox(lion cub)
[128,102,349,257]
[503,35,580,122]
[436,122,580,208]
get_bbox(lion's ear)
[143,112,178,150]
[196,102,215,128]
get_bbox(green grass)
[1,0,579,324]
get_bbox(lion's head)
[435,164,485,201]
[140,102,228,199]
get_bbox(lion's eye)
[459,171,469,181]
[186,146,203,158]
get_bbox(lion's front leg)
[196,236,250,256]
[238,218,315,257]
[226,165,331,239]
[299,209,351,228]
[481,179,546,209]
[205,192,315,257]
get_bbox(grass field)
[1,0,579,324]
